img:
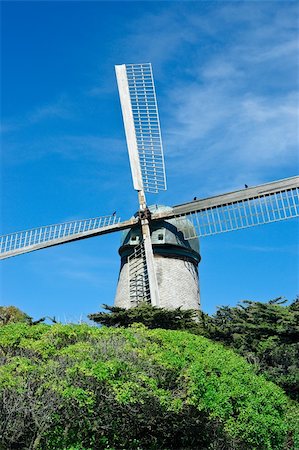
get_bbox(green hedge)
[0,323,297,449]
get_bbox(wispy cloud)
[118,9,196,70]
[2,2,298,202]
[1,96,73,134]
[86,84,115,98]
[58,258,117,287]
[119,3,298,195]
[50,135,125,162]
[29,253,118,287]
[58,255,116,266]
[165,86,297,168]
[27,100,72,124]
[228,243,298,255]
[2,134,126,165]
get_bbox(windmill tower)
[114,205,201,310]
[1,63,298,311]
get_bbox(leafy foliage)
[0,306,57,327]
[90,298,299,401]
[0,323,298,449]
[0,306,32,326]
[207,297,299,401]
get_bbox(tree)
[0,306,32,326]
[0,306,57,327]
[207,297,299,401]
[88,303,205,333]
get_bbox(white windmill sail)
[0,215,137,260]
[115,63,166,194]
[151,176,299,239]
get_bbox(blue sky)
[1,1,298,321]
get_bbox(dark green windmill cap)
[119,205,200,264]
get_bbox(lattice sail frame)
[0,215,122,259]
[174,184,299,239]
[115,63,167,194]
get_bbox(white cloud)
[121,4,299,193]
[2,3,298,199]
[202,61,242,80]
[2,134,126,165]
[163,82,298,195]
[1,96,73,134]
[27,100,72,124]
[29,252,118,288]
[223,243,299,255]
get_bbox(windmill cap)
[119,205,200,261]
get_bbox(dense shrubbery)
[207,297,299,401]
[0,323,298,449]
[90,298,299,401]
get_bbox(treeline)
[89,297,299,401]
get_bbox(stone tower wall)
[114,254,200,310]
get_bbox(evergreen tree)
[88,303,205,333]
[208,297,299,400]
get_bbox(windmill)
[1,63,298,310]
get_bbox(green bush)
[0,323,297,449]
[90,299,299,401]
[207,298,299,401]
